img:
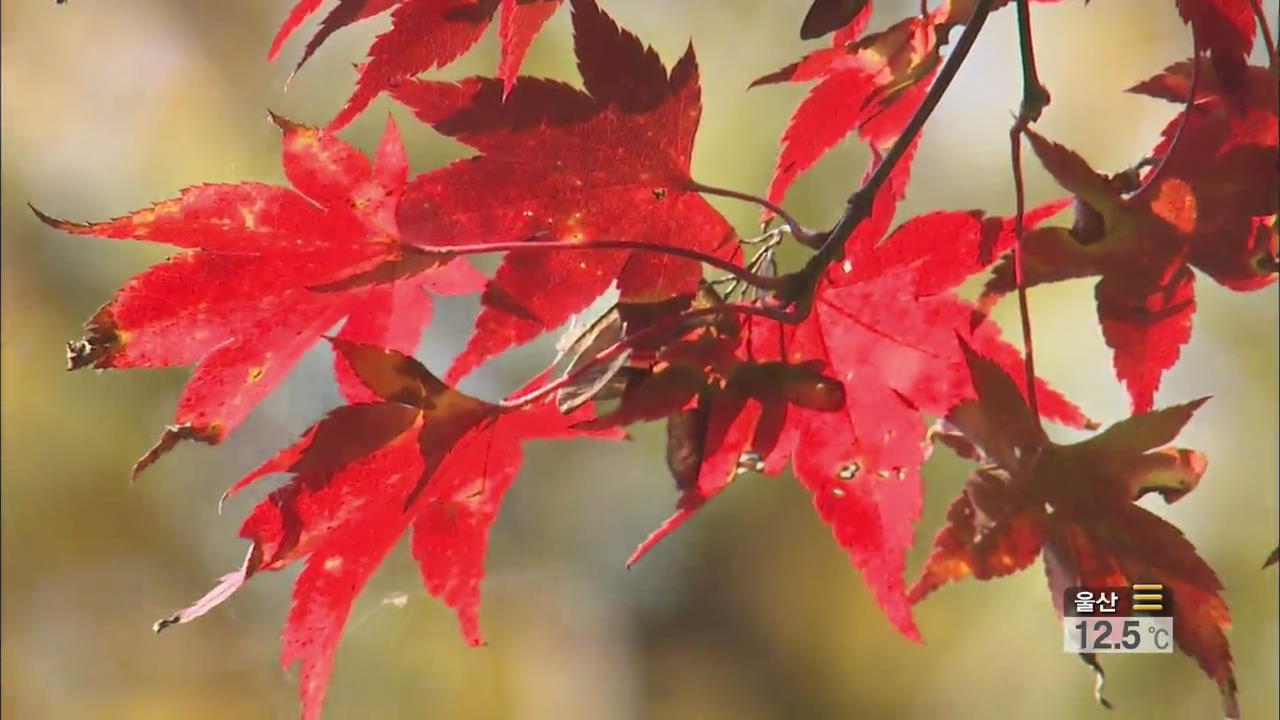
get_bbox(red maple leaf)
[388,0,741,384]
[1170,0,1256,93]
[269,0,564,130]
[911,340,1236,717]
[749,7,937,213]
[983,63,1277,411]
[269,0,396,74]
[749,0,1069,215]
[33,115,485,473]
[154,340,602,720]
[613,205,1092,639]
[270,0,394,70]
[1127,60,1279,290]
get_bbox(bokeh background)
[3,1,1276,719]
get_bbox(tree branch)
[1134,28,1200,199]
[773,0,998,315]
[1007,133,1040,422]
[1014,0,1050,123]
[499,302,794,409]
[1009,0,1049,424]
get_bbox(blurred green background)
[3,1,1276,719]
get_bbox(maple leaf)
[570,303,847,567]
[617,205,1091,639]
[269,0,564,129]
[269,0,396,74]
[750,7,937,213]
[154,340,598,720]
[1170,0,1255,93]
[751,0,1069,214]
[983,66,1278,411]
[1128,60,1280,290]
[33,115,485,473]
[389,0,741,383]
[911,340,1236,717]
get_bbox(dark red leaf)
[1173,0,1255,94]
[986,107,1276,410]
[799,0,870,40]
[751,13,941,213]
[913,350,1234,715]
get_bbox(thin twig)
[1014,0,1050,123]
[413,238,786,291]
[688,181,817,246]
[1248,0,1278,68]
[723,230,785,299]
[739,228,786,245]
[774,0,998,315]
[1009,0,1049,423]
[499,302,794,409]
[1133,29,1201,199]
[1008,133,1040,422]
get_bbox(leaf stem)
[719,229,785,299]
[414,238,786,291]
[774,0,998,314]
[687,181,817,247]
[1009,0,1049,423]
[1008,133,1040,422]
[1013,0,1050,123]
[1133,29,1201,200]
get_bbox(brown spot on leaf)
[66,305,122,370]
